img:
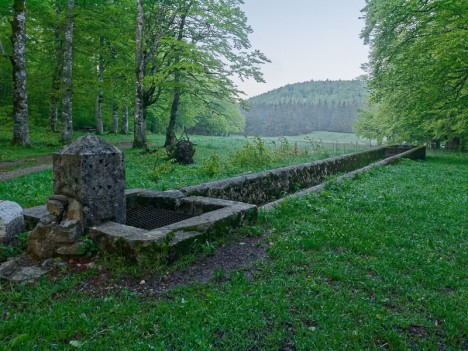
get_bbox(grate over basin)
[126,205,192,230]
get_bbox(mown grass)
[0,152,466,350]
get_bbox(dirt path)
[0,155,53,181]
[0,141,134,182]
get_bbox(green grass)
[0,152,466,350]
[0,133,369,208]
[0,128,368,163]
[267,131,371,145]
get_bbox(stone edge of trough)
[260,145,426,210]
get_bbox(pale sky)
[235,0,369,98]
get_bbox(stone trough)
[89,191,256,262]
[22,135,257,263]
[20,135,425,263]
[24,189,257,262]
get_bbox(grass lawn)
[270,131,371,145]
[0,129,369,163]
[0,133,372,208]
[0,152,466,350]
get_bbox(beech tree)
[75,0,134,134]
[48,0,62,132]
[95,36,105,134]
[121,105,129,134]
[164,2,190,147]
[0,0,30,146]
[133,0,146,147]
[60,0,74,143]
[132,0,268,148]
[358,0,468,149]
[163,0,269,147]
[0,0,265,143]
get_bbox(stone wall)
[180,145,425,205]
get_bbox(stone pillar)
[28,134,126,259]
[53,134,126,226]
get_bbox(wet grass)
[0,133,364,208]
[0,152,466,350]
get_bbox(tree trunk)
[446,137,460,151]
[111,103,118,134]
[164,10,188,148]
[95,36,104,134]
[165,82,180,147]
[121,105,129,134]
[11,0,30,147]
[60,0,74,143]
[133,0,147,148]
[48,1,62,133]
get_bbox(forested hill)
[243,80,367,136]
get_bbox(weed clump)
[147,150,175,181]
[231,135,302,169]
[200,154,221,177]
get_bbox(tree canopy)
[356,0,468,149]
[0,0,267,147]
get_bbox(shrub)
[201,154,221,177]
[231,136,275,168]
[148,150,175,181]
[304,136,330,158]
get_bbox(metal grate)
[126,205,192,230]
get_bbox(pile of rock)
[28,195,85,258]
[27,134,126,259]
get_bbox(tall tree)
[72,0,134,132]
[121,105,129,134]
[358,0,468,148]
[48,1,62,132]
[95,36,105,134]
[60,0,75,143]
[111,103,118,133]
[4,0,30,146]
[164,2,190,147]
[162,0,269,146]
[133,0,146,147]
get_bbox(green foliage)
[231,135,275,168]
[186,98,246,136]
[77,236,98,258]
[0,0,264,145]
[359,0,468,147]
[147,150,175,181]
[200,154,221,177]
[231,135,332,169]
[303,136,330,158]
[353,106,384,145]
[249,80,367,105]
